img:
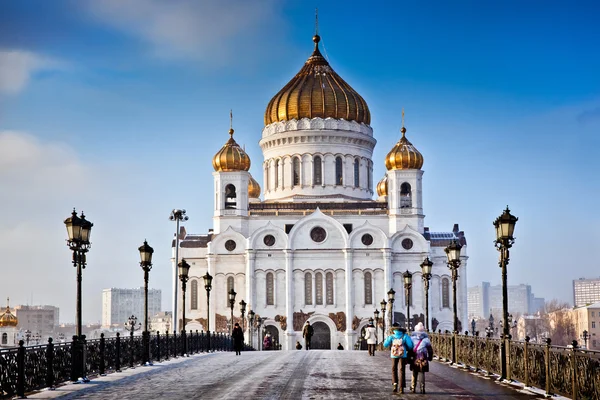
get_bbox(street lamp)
[239,300,247,340]
[445,239,462,364]
[582,330,589,349]
[387,289,395,332]
[374,309,380,347]
[228,289,237,337]
[471,319,476,336]
[493,206,518,380]
[138,239,154,365]
[25,330,31,346]
[380,299,387,339]
[420,257,433,331]
[169,209,188,333]
[403,271,412,331]
[248,310,255,349]
[125,315,141,334]
[178,258,190,356]
[202,271,213,350]
[64,209,93,382]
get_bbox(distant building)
[468,282,544,319]
[102,288,161,328]
[572,302,600,350]
[0,300,19,347]
[150,311,172,334]
[573,277,600,308]
[14,305,59,335]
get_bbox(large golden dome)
[376,176,388,197]
[385,127,424,170]
[248,176,261,198]
[0,305,17,328]
[212,128,251,172]
[264,35,370,126]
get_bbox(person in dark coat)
[232,322,244,356]
[409,322,434,394]
[302,321,314,350]
[296,341,303,350]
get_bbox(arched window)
[367,161,372,191]
[354,159,360,187]
[305,273,313,305]
[315,272,323,305]
[225,184,237,209]
[227,276,235,307]
[293,157,300,187]
[266,272,274,305]
[326,272,334,305]
[335,157,343,185]
[1,333,7,345]
[442,278,450,308]
[364,272,372,304]
[274,160,279,189]
[313,156,322,185]
[400,182,412,208]
[191,280,198,310]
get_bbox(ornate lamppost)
[420,257,433,331]
[403,271,412,331]
[228,289,237,337]
[380,299,387,340]
[64,209,93,382]
[374,309,380,347]
[582,330,589,349]
[248,310,255,349]
[25,330,31,346]
[178,258,190,356]
[445,239,462,364]
[387,289,395,333]
[138,240,154,365]
[202,271,213,351]
[471,319,476,336]
[239,300,247,341]
[169,209,188,333]
[125,315,141,334]
[493,206,518,381]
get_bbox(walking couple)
[383,321,434,394]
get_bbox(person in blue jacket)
[384,322,414,394]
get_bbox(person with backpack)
[383,322,414,394]
[364,319,377,356]
[409,322,434,394]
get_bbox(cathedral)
[172,32,468,350]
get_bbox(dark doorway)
[359,325,368,350]
[311,321,331,349]
[264,325,279,350]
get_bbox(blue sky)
[1,0,599,323]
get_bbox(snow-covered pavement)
[27,350,545,399]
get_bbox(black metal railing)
[0,330,237,399]
[430,331,600,399]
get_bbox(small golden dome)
[0,305,18,328]
[376,176,388,197]
[248,176,261,198]
[385,127,424,170]
[264,34,370,126]
[212,128,251,172]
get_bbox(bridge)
[1,331,598,399]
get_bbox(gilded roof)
[212,128,251,172]
[248,176,261,198]
[385,127,424,170]
[376,176,388,197]
[0,306,18,327]
[264,35,370,126]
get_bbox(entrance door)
[310,321,331,349]
[264,325,279,350]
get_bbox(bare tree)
[542,299,576,346]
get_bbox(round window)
[225,240,237,251]
[401,238,413,250]
[263,234,276,247]
[361,234,374,246]
[310,227,327,243]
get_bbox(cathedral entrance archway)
[264,325,279,350]
[311,321,331,349]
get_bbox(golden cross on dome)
[401,108,405,128]
[229,109,234,136]
[315,8,319,36]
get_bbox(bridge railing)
[430,331,600,399]
[0,330,236,399]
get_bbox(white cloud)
[0,50,62,94]
[84,0,279,61]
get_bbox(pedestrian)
[409,322,433,394]
[232,322,244,356]
[337,343,344,350]
[364,319,377,356]
[383,322,414,394]
[296,341,303,350]
[302,321,314,350]
[263,332,272,350]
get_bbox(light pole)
[374,309,380,347]
[582,330,589,349]
[25,330,31,346]
[138,240,154,365]
[403,271,412,331]
[178,258,190,356]
[202,271,213,350]
[239,300,247,341]
[228,289,237,337]
[494,206,518,381]
[387,289,396,335]
[125,315,141,335]
[471,319,476,336]
[445,239,462,364]
[248,310,255,349]
[420,257,433,331]
[380,299,387,339]
[64,209,93,382]
[169,209,188,333]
